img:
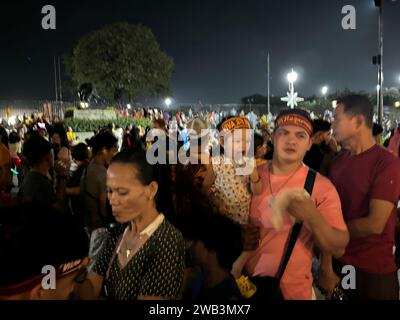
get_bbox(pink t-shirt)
[245,163,347,300]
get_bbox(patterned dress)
[92,219,185,300]
[212,155,252,224]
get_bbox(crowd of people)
[0,94,400,300]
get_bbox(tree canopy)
[67,22,174,101]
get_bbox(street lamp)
[165,98,172,108]
[281,69,304,109]
[287,69,298,84]
[321,86,328,96]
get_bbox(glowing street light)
[165,98,172,107]
[321,86,329,96]
[287,69,298,84]
[281,69,304,109]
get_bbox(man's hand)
[241,224,260,251]
[286,193,317,223]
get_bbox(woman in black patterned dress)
[74,149,185,300]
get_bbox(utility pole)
[267,52,271,114]
[53,56,58,102]
[373,0,384,125]
[58,56,63,103]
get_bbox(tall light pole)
[267,52,271,114]
[53,56,58,102]
[374,0,384,125]
[58,56,63,103]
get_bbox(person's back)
[18,136,56,206]
[80,162,107,230]
[19,170,56,205]
[67,143,90,226]
[80,131,118,232]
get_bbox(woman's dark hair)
[71,143,89,162]
[87,131,118,155]
[110,149,155,186]
[50,123,69,148]
[253,133,265,151]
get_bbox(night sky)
[0,0,399,104]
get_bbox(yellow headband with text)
[220,117,251,132]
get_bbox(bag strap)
[276,168,317,280]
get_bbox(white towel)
[271,189,311,230]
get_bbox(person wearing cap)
[0,202,89,300]
[243,109,348,300]
[322,95,400,300]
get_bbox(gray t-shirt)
[19,171,56,206]
[80,163,107,231]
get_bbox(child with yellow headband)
[202,116,262,297]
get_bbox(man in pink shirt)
[244,109,349,300]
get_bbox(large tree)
[68,22,174,101]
